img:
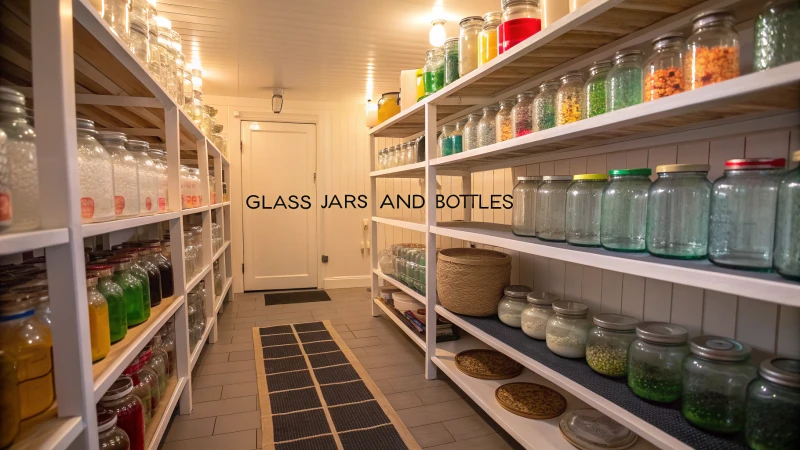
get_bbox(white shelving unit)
[0,0,236,448]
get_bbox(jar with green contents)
[533,80,559,131]
[116,250,154,310]
[520,291,558,340]
[583,61,612,118]
[754,0,800,72]
[745,358,800,450]
[109,258,147,327]
[423,48,444,96]
[498,285,532,328]
[566,174,607,247]
[477,105,499,148]
[88,265,127,342]
[627,322,689,403]
[443,38,460,86]
[463,113,481,151]
[682,336,756,433]
[586,314,639,377]
[535,175,572,242]
[601,168,652,252]
[607,50,644,112]
[774,150,800,280]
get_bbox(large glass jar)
[98,378,145,450]
[499,0,542,54]
[533,80,559,131]
[607,50,644,112]
[583,61,611,118]
[496,99,515,142]
[512,91,535,137]
[145,242,174,297]
[585,314,639,377]
[129,0,148,36]
[0,87,40,233]
[77,119,116,223]
[463,113,481,151]
[87,265,127,343]
[450,120,465,155]
[147,149,168,212]
[542,0,569,28]
[644,33,684,102]
[144,343,168,399]
[682,336,756,433]
[566,174,606,247]
[423,48,444,96]
[546,301,590,358]
[97,411,131,450]
[0,130,9,232]
[512,176,541,237]
[627,322,689,403]
[104,0,130,44]
[480,12,502,66]
[646,164,712,259]
[129,19,149,64]
[160,325,177,377]
[97,131,139,218]
[147,18,161,82]
[182,68,193,107]
[126,140,159,215]
[129,248,162,307]
[440,125,456,157]
[113,253,153,312]
[498,285,532,328]
[557,71,584,126]
[459,16,483,77]
[110,258,147,327]
[171,32,185,106]
[156,17,177,99]
[684,10,740,90]
[754,0,800,72]
[122,354,157,425]
[213,260,223,295]
[601,168,652,252]
[521,291,558,339]
[190,167,203,206]
[775,151,800,280]
[477,106,499,147]
[535,175,572,242]
[708,158,785,270]
[0,349,19,447]
[443,38,459,87]
[377,92,400,124]
[745,358,800,450]
[87,276,111,363]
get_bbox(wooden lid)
[455,349,523,380]
[495,382,566,419]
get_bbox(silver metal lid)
[542,175,573,181]
[96,131,128,144]
[614,49,644,63]
[636,322,688,344]
[759,358,800,388]
[444,37,459,45]
[526,291,559,305]
[589,60,613,73]
[76,118,96,133]
[482,105,499,112]
[459,16,484,27]
[692,9,735,30]
[540,80,560,89]
[503,285,532,299]
[651,32,685,49]
[0,86,26,105]
[552,301,588,316]
[689,336,751,361]
[593,313,639,331]
[517,176,542,181]
[560,70,584,82]
[126,139,150,151]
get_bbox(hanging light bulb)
[429,20,447,47]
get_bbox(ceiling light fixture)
[429,19,446,47]
[272,88,284,114]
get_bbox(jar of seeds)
[533,80,559,131]
[546,301,590,358]
[512,91,535,137]
[521,292,559,339]
[498,285,532,328]
[496,99,516,142]
[585,314,639,377]
[583,61,612,118]
[478,105,499,147]
[628,322,689,403]
[463,113,481,151]
[556,71,584,126]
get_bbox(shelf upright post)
[424,103,438,379]
[370,134,379,316]
[462,174,471,223]
[30,0,97,447]
[197,139,216,342]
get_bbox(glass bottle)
[556,71,584,126]
[682,336,756,433]
[87,264,127,343]
[566,174,607,247]
[122,248,161,307]
[644,32,685,102]
[122,353,156,425]
[585,314,639,377]
[754,0,800,72]
[443,38,460,86]
[103,0,130,44]
[512,91,535,137]
[147,149,168,212]
[646,164,712,259]
[0,129,9,232]
[512,176,541,237]
[521,291,558,339]
[583,60,612,118]
[459,16,483,77]
[109,258,147,327]
[128,17,149,64]
[97,411,131,450]
[142,345,166,400]
[745,358,800,450]
[479,11,502,66]
[0,349,19,448]
[775,151,800,280]
[684,10,740,90]
[477,106,499,148]
[499,0,542,54]
[535,175,572,242]
[98,378,144,450]
[440,125,456,157]
[463,113,481,151]
[145,242,174,298]
[601,168,652,252]
[533,80,559,132]
[607,50,644,112]
[126,140,159,215]
[627,322,689,403]
[496,99,516,142]
[97,131,139,218]
[423,48,445,96]
[87,276,111,363]
[77,119,116,223]
[498,285,532,328]
[708,158,785,270]
[450,120,466,155]
[377,92,400,124]
[546,301,590,358]
[0,87,40,233]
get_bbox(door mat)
[252,320,420,450]
[264,290,331,306]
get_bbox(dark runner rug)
[264,290,331,306]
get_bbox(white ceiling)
[158,0,499,102]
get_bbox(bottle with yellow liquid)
[87,275,111,363]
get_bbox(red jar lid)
[725,158,785,170]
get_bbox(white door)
[241,121,317,291]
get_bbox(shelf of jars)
[144,376,187,450]
[189,316,216,372]
[372,297,426,350]
[0,229,70,256]
[185,262,211,294]
[371,216,427,233]
[82,213,181,238]
[182,205,210,215]
[212,241,229,263]
[8,411,84,450]
[373,269,426,304]
[216,277,233,315]
[370,161,427,179]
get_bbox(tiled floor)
[159,288,521,450]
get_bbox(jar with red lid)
[499,0,542,54]
[97,411,131,450]
[121,350,159,426]
[99,377,145,450]
[709,158,786,270]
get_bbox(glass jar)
[180,165,190,209]
[545,301,590,358]
[498,285,532,327]
[87,265,127,343]
[600,168,652,252]
[87,276,111,363]
[171,32,185,105]
[190,168,204,206]
[644,33,685,102]
[144,344,168,399]
[533,80,559,131]
[499,0,542,54]
[607,50,644,112]
[451,120,466,155]
[423,48,445,96]
[682,336,756,433]
[535,175,572,242]
[754,0,800,72]
[746,358,800,450]
[443,38,459,86]
[97,131,139,218]
[156,17,177,99]
[646,164,712,259]
[459,16,483,77]
[377,92,400,124]
[148,20,161,83]
[627,322,689,403]
[566,174,607,247]
[557,71,584,126]
[585,314,639,377]
[114,251,155,309]
[97,411,131,450]
[542,0,570,28]
[462,113,481,152]
[126,140,158,215]
[129,0,148,35]
[0,87,40,233]
[684,10,740,91]
[131,248,162,307]
[109,258,147,327]
[775,151,800,280]
[146,242,174,297]
[496,99,515,142]
[213,260,223,295]
[98,377,144,450]
[129,19,149,64]
[521,291,558,339]
[477,106,499,147]
[104,0,130,44]
[512,176,541,237]
[0,349,19,448]
[440,125,456,157]
[512,91,535,137]
[376,149,385,170]
[147,149,168,212]
[709,158,785,270]
[0,129,8,232]
[480,11,502,66]
[122,353,157,425]
[160,324,177,377]
[583,61,612,118]
[77,119,116,223]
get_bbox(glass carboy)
[477,106,499,147]
[423,48,444,96]
[126,140,159,215]
[479,11,502,66]
[0,87,40,232]
[512,91,535,137]
[754,0,800,72]
[583,61,611,119]
[585,314,639,377]
[627,322,689,403]
[545,301,590,358]
[601,168,651,252]
[565,174,606,247]
[98,377,144,450]
[607,50,644,112]
[463,113,481,151]
[775,150,800,279]
[535,175,572,241]
[496,99,516,142]
[684,10,740,91]
[443,38,459,86]
[77,119,116,223]
[511,176,541,237]
[556,71,584,126]
[498,285,532,328]
[533,80,559,131]
[97,131,139,218]
[520,291,558,339]
[97,411,131,450]
[459,16,483,77]
[745,358,800,450]
[644,33,684,101]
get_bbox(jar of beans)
[644,33,685,101]
[586,314,639,377]
[496,99,516,142]
[583,60,611,118]
[628,322,689,403]
[478,105,499,147]
[512,91,535,137]
[684,10,740,91]
[556,71,584,126]
[607,50,644,112]
[533,80,559,132]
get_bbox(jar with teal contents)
[754,0,800,72]
[566,174,607,247]
[440,125,456,157]
[745,358,800,450]
[682,336,756,433]
[773,150,800,280]
[533,80,559,132]
[646,164,712,259]
[498,285,532,328]
[627,322,688,403]
[535,175,572,242]
[585,314,639,377]
[444,38,460,86]
[449,119,466,155]
[601,168,651,252]
[607,50,644,112]
[423,48,444,96]
[583,61,612,118]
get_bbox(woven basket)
[437,248,511,316]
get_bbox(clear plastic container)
[77,119,116,223]
[546,301,590,358]
[533,80,559,131]
[126,140,159,215]
[496,99,516,142]
[103,0,130,44]
[423,48,444,96]
[512,91,535,137]
[97,411,131,450]
[745,358,800,450]
[586,314,639,377]
[512,176,541,237]
[535,175,572,242]
[443,38,459,87]
[0,87,40,233]
[459,16,483,77]
[499,0,542,54]
[87,276,111,363]
[601,168,652,252]
[645,33,685,101]
[684,10,740,90]
[754,0,800,72]
[627,322,689,403]
[775,151,800,280]
[498,285,532,328]
[557,71,584,126]
[463,113,481,151]
[97,131,139,218]
[520,291,558,339]
[566,174,606,247]
[147,149,168,212]
[479,12,502,66]
[477,106,499,148]
[583,61,612,118]
[607,50,644,112]
[98,377,144,450]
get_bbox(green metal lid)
[608,168,652,176]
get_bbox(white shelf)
[9,415,83,450]
[370,162,426,179]
[145,376,188,450]
[372,216,426,233]
[82,212,180,237]
[372,298,425,351]
[186,263,212,293]
[0,229,69,255]
[189,316,216,372]
[210,203,224,210]
[373,269,426,304]
[212,241,230,263]
[182,205,210,215]
[217,277,233,312]
[206,138,229,166]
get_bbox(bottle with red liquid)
[99,377,145,450]
[499,0,543,54]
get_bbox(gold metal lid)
[656,164,710,173]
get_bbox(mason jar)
[443,38,460,86]
[440,125,457,157]
[556,71,584,126]
[512,176,541,237]
[646,164,712,259]
[607,49,644,112]
[512,91,535,137]
[627,322,689,403]
[98,378,144,450]
[96,411,131,450]
[585,314,639,377]
[745,358,800,450]
[148,23,162,82]
[459,16,483,77]
[478,105,499,147]
[104,0,130,44]
[521,291,558,339]
[87,276,111,363]
[682,336,757,433]
[533,80,559,131]
[499,0,542,54]
[156,17,176,96]
[601,168,652,252]
[546,301,590,358]
[423,48,445,96]
[0,87,40,233]
[129,19,149,64]
[450,120,466,155]
[126,140,159,215]
[644,32,684,101]
[479,11,502,66]
[463,113,481,151]
[97,131,139,218]
[754,0,800,72]
[498,285,533,327]
[583,60,612,119]
[566,174,607,247]
[775,151,800,279]
[684,10,740,91]
[496,99,516,142]
[708,158,785,270]
[404,141,416,165]
[377,92,400,124]
[147,149,168,212]
[535,175,572,242]
[77,119,116,223]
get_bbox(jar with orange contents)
[684,10,740,91]
[645,33,685,101]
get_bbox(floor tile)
[228,349,255,361]
[192,370,257,389]
[384,391,423,410]
[221,381,258,399]
[409,423,455,448]
[214,410,262,435]
[199,353,230,365]
[175,396,257,421]
[197,360,255,376]
[426,433,516,450]
[396,399,476,428]
[417,385,462,405]
[192,386,223,403]
[442,415,495,441]
[387,374,446,393]
[164,417,216,442]
[161,430,256,450]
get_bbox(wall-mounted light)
[365,100,378,128]
[429,19,446,47]
[272,88,284,114]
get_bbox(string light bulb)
[429,19,446,47]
